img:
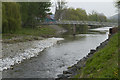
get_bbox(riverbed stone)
[90,49,96,54]
[63,70,72,74]
[57,74,71,79]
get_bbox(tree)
[59,8,88,21]
[19,2,51,28]
[54,0,67,20]
[2,2,52,33]
[115,0,120,8]
[2,2,21,33]
[88,11,107,22]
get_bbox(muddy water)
[2,27,111,78]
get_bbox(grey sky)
[51,0,117,17]
[2,0,117,17]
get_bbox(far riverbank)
[2,25,67,44]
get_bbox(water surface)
[2,27,111,78]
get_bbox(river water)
[2,27,111,78]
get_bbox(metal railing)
[39,21,118,27]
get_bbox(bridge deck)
[39,21,118,27]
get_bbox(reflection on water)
[3,27,111,78]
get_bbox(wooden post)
[73,24,76,36]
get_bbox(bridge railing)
[39,21,118,26]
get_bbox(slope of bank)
[74,32,119,78]
[57,31,119,79]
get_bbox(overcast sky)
[3,0,117,17]
[51,0,118,17]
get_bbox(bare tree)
[54,0,67,20]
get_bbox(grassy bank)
[74,32,119,78]
[2,25,56,39]
[15,27,55,36]
[2,25,56,43]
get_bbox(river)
[2,27,111,78]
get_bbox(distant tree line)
[2,2,51,33]
[55,8,108,22]
[88,11,107,22]
[59,8,88,21]
[54,0,108,22]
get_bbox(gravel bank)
[1,38,64,72]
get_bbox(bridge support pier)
[73,24,76,36]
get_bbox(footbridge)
[40,21,118,27]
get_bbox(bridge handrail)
[39,20,118,26]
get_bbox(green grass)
[16,27,55,36]
[2,26,56,39]
[74,32,119,79]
